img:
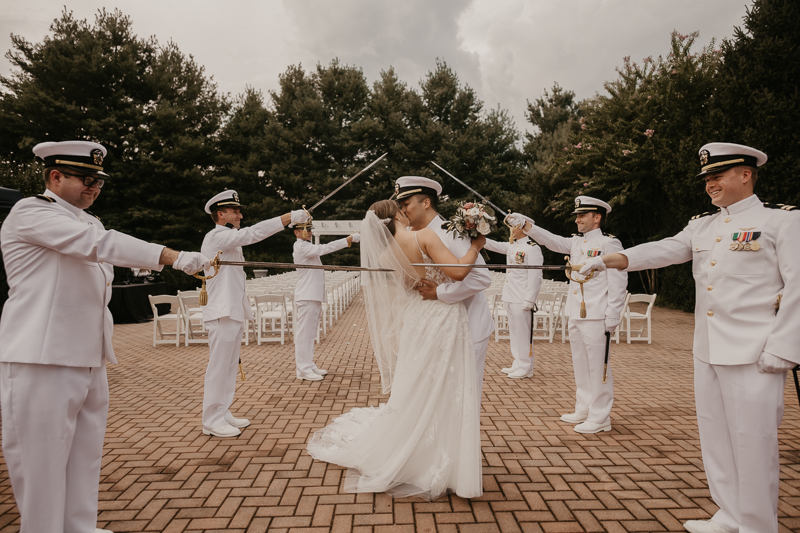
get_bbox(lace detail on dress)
[414,232,453,286]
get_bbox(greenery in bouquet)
[446,201,498,239]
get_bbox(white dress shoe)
[559,412,589,424]
[683,520,732,533]
[501,367,514,374]
[202,423,241,437]
[298,373,323,381]
[574,418,612,434]
[507,369,533,379]
[224,414,250,428]
[312,368,328,376]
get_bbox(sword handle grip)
[194,251,221,306]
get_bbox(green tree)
[522,33,723,308]
[0,8,229,252]
[715,0,800,205]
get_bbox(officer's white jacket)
[623,194,800,365]
[484,238,543,304]
[293,238,349,302]
[428,217,495,342]
[525,225,627,321]
[201,218,284,323]
[0,190,164,367]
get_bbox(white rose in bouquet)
[477,218,491,234]
[468,207,481,217]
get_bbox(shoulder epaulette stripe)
[35,194,55,203]
[85,210,100,221]
[764,202,798,211]
[603,232,617,239]
[690,208,721,220]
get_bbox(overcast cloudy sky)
[1,1,750,135]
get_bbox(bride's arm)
[417,229,485,281]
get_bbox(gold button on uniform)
[107,282,111,287]
[716,237,722,242]
[724,218,731,223]
[711,260,716,266]
[707,310,714,317]
[573,291,577,294]
[707,285,713,291]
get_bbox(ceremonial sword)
[431,161,524,243]
[602,331,611,383]
[305,152,389,214]
[430,162,509,218]
[410,263,573,270]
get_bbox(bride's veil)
[360,210,421,394]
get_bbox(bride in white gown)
[307,199,487,500]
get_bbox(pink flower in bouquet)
[463,202,474,209]
[465,220,476,230]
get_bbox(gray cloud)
[0,0,750,136]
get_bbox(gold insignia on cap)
[233,192,239,203]
[575,199,581,207]
[699,149,709,166]
[91,149,104,166]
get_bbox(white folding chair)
[255,293,289,345]
[532,292,557,342]
[177,291,208,345]
[148,294,181,347]
[612,292,630,344]
[623,293,657,343]
[490,292,509,342]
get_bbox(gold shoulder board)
[35,194,55,203]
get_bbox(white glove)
[507,212,534,229]
[173,251,211,275]
[290,210,310,226]
[351,232,361,243]
[579,256,607,276]
[522,300,535,312]
[604,318,619,333]
[756,351,795,373]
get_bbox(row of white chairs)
[147,270,362,347]
[486,274,657,344]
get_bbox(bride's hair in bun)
[369,200,401,235]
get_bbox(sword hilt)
[503,214,519,244]
[193,251,221,306]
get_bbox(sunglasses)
[61,171,105,189]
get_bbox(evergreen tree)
[715,0,800,205]
[0,9,229,251]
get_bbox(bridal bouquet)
[446,201,497,239]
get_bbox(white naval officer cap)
[395,176,443,200]
[33,140,109,177]
[205,190,241,214]
[696,142,767,178]
[571,195,611,215]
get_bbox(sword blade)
[216,260,394,272]
[307,152,389,212]
[430,162,509,218]
[409,263,571,270]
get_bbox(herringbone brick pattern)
[0,293,799,532]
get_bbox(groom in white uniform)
[396,176,494,402]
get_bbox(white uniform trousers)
[294,300,322,377]
[203,317,244,430]
[568,319,613,423]
[474,335,490,407]
[694,358,785,533]
[506,302,533,374]
[0,361,108,533]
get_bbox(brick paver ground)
[0,293,799,532]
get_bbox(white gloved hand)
[756,351,795,373]
[579,256,607,276]
[604,318,619,333]
[522,300,535,312]
[507,212,534,229]
[351,232,361,243]
[290,210,310,226]
[173,251,211,275]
